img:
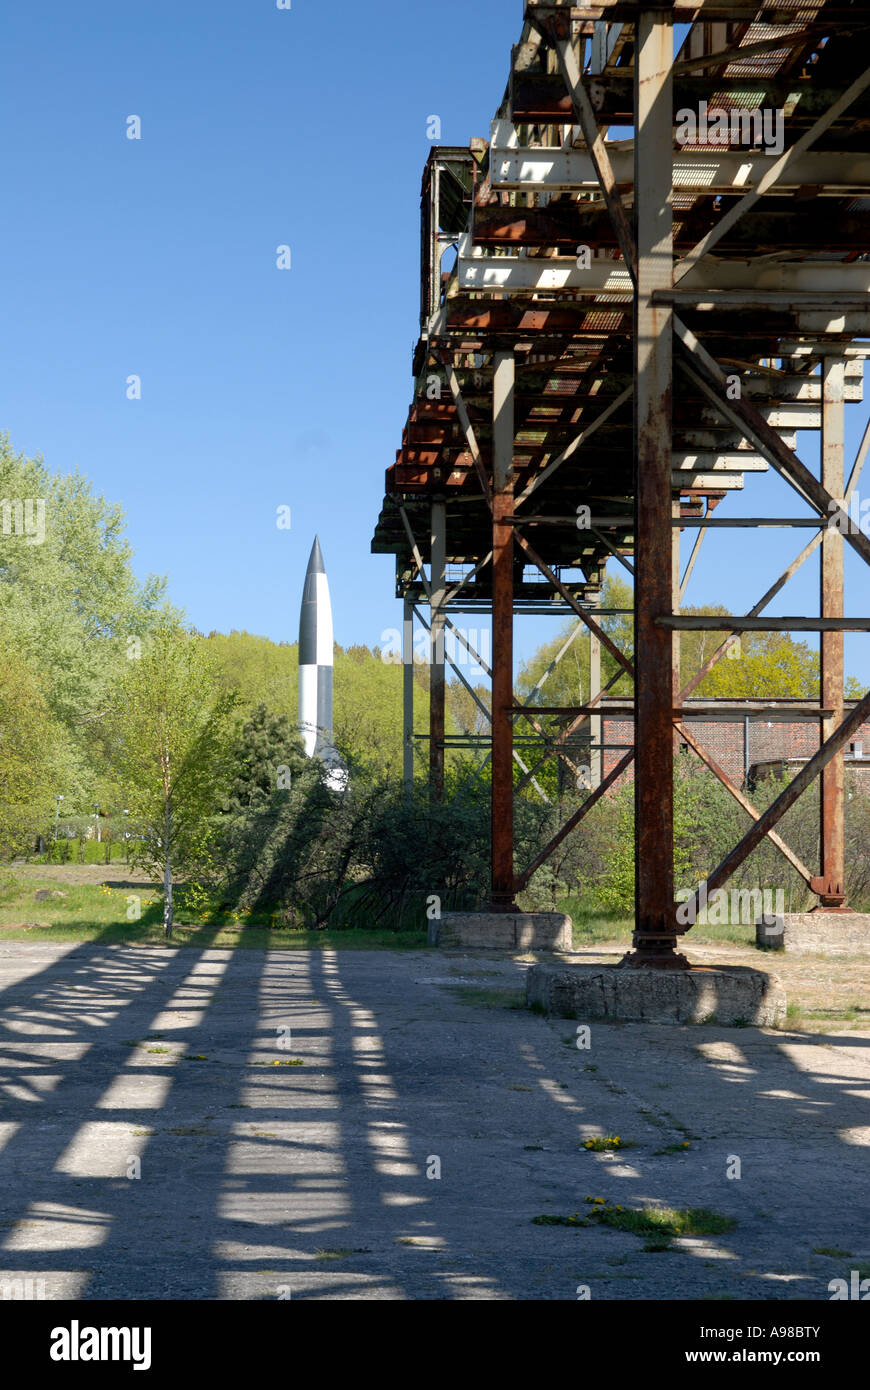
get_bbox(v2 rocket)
[298,536,347,789]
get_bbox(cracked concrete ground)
[0,939,867,1301]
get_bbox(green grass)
[38,840,128,866]
[0,919,428,950]
[0,870,429,949]
[534,1198,736,1240]
[784,1001,868,1032]
[589,1204,735,1238]
[559,894,755,949]
[812,1246,853,1258]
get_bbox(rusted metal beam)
[442,360,493,506]
[429,500,447,804]
[488,127,870,197]
[512,384,633,508]
[490,351,518,908]
[672,26,855,74]
[516,703,837,718]
[625,11,684,971]
[818,356,847,909]
[526,2,862,19]
[661,617,870,632]
[403,593,414,795]
[511,74,870,125]
[674,62,870,284]
[550,31,638,283]
[513,516,831,530]
[590,631,603,789]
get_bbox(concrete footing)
[428,912,572,952]
[526,963,786,1027]
[757,912,870,955]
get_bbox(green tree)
[0,643,62,859]
[206,631,432,779]
[516,574,635,710]
[107,619,238,935]
[225,705,307,814]
[510,575,634,799]
[681,613,821,697]
[0,434,169,805]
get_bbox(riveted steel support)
[403,592,415,796]
[816,355,848,909]
[590,632,602,789]
[623,11,687,969]
[429,499,447,803]
[490,350,518,909]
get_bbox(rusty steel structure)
[371,1,870,967]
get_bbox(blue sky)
[2,2,867,684]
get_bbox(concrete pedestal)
[526,962,786,1027]
[428,912,572,952]
[756,912,870,955]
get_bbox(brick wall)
[599,704,870,790]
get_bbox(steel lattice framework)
[371,0,870,967]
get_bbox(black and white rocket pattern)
[298,536,346,787]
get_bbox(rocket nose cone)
[306,536,326,575]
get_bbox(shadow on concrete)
[0,938,867,1299]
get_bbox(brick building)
[595,699,870,790]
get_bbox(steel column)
[624,11,686,969]
[590,632,602,790]
[490,351,517,908]
[429,499,447,803]
[817,355,848,909]
[403,593,415,796]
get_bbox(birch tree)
[109,618,237,935]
